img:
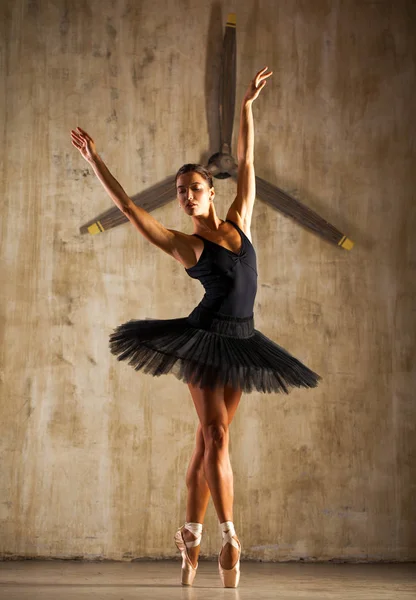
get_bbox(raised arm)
[226,67,272,231]
[70,127,175,254]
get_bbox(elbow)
[120,199,134,214]
[238,157,254,169]
[237,145,254,164]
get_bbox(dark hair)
[175,163,214,189]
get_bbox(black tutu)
[109,304,321,394]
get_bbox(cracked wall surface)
[0,0,415,561]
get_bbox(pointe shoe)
[174,522,202,586]
[218,521,241,588]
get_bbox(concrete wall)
[1,0,415,561]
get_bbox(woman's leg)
[182,382,242,568]
[184,423,210,525]
[185,384,242,522]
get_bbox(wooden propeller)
[80,13,353,251]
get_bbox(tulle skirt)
[109,304,321,394]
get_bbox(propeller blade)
[79,175,176,235]
[255,176,354,249]
[230,172,354,250]
[219,13,236,155]
[204,4,223,156]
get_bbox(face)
[176,171,214,215]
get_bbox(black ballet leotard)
[185,219,257,318]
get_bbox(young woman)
[71,67,320,588]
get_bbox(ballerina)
[71,66,320,588]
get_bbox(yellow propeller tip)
[338,236,354,250]
[87,221,104,235]
[227,13,236,26]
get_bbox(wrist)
[88,153,101,167]
[242,98,253,110]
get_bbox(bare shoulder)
[166,228,202,269]
[225,207,252,242]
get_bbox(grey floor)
[0,560,415,600]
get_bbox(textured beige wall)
[1,0,415,561]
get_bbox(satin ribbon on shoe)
[219,521,241,588]
[174,522,203,586]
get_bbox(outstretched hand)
[70,126,98,163]
[243,66,273,103]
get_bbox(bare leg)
[182,383,242,569]
[185,423,210,523]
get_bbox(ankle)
[186,521,203,529]
[220,521,240,549]
[220,520,236,537]
[183,522,203,545]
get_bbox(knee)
[203,422,229,451]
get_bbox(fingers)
[254,66,273,88]
[71,138,82,149]
[71,129,85,142]
[70,130,85,148]
[70,127,93,145]
[76,126,93,141]
[256,66,272,78]
[70,129,92,158]
[70,127,96,153]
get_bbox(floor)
[0,560,415,600]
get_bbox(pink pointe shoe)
[218,521,241,588]
[174,522,203,586]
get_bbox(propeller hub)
[207,152,237,179]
